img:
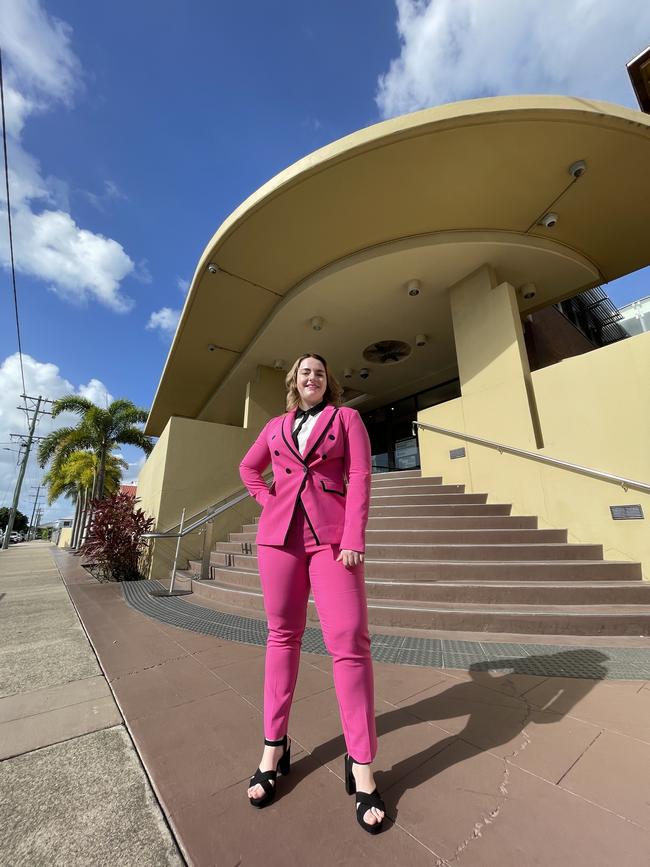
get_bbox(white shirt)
[292,405,326,455]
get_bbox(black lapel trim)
[320,480,345,497]
[303,408,339,463]
[281,411,305,464]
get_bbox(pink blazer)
[239,404,372,551]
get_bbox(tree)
[0,507,28,533]
[37,397,153,501]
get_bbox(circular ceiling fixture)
[362,340,412,364]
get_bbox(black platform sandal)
[248,735,291,809]
[344,753,386,835]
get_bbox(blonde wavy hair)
[285,353,344,411]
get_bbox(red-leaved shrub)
[81,492,154,582]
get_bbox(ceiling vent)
[362,340,412,365]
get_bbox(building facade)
[137,95,650,580]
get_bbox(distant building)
[52,517,74,547]
[120,484,138,498]
[619,294,650,337]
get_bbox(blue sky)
[1,0,649,522]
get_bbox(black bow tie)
[296,399,327,419]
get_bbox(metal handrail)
[412,421,650,495]
[142,473,273,589]
[143,473,273,540]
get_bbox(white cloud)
[376,0,650,118]
[146,307,181,337]
[176,277,190,294]
[0,353,114,520]
[78,378,114,409]
[0,1,136,311]
[17,209,135,311]
[0,0,80,105]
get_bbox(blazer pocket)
[320,480,345,497]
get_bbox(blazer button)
[328,434,335,440]
[321,454,327,460]
[286,468,292,474]
[274,450,280,456]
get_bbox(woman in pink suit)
[240,353,385,834]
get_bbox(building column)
[243,365,287,430]
[449,264,543,449]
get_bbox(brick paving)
[43,546,650,865]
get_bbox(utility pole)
[1,395,52,550]
[28,486,41,540]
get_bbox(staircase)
[179,471,650,636]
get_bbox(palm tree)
[38,397,153,501]
[43,450,127,503]
[43,450,128,548]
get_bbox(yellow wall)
[243,365,286,429]
[137,420,171,526]
[137,416,265,579]
[419,331,650,575]
[57,527,73,548]
[449,266,540,449]
[140,364,288,579]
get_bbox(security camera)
[415,334,427,347]
[519,283,537,300]
[343,368,353,379]
[406,279,420,297]
[207,263,219,274]
[568,160,587,179]
[539,212,558,229]
[207,344,217,352]
[359,368,370,379]
[311,316,324,331]
[273,359,286,370]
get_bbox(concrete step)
[368,504,512,516]
[229,528,567,545]
[188,578,650,635]
[188,567,650,605]
[369,492,488,505]
[370,470,422,480]
[370,475,441,488]
[252,503,515,518]
[213,540,603,561]
[363,579,650,605]
[242,515,539,532]
[369,483,464,495]
[197,553,642,581]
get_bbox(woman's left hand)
[336,549,365,568]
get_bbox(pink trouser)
[256,505,377,763]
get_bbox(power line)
[0,46,28,420]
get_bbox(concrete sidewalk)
[0,542,182,866]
